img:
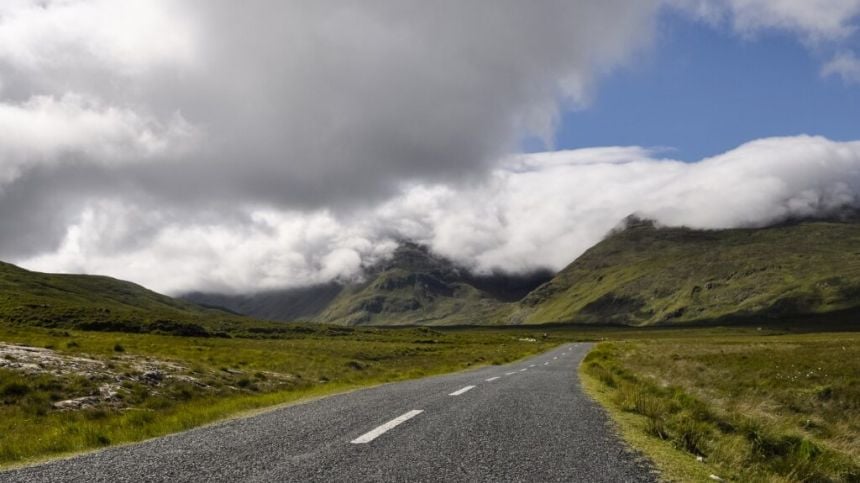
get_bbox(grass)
[0,323,565,467]
[0,259,302,337]
[580,331,860,482]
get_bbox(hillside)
[514,218,860,325]
[0,261,256,336]
[314,243,548,325]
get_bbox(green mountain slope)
[514,218,860,325]
[0,261,249,336]
[314,243,546,325]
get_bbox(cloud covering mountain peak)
[21,136,860,294]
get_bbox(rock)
[99,384,120,400]
[142,370,164,383]
[0,343,104,376]
[53,396,100,411]
[169,374,207,387]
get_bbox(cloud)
[22,203,397,294]
[0,0,658,259]
[674,0,860,41]
[0,94,196,186]
[379,136,860,276]
[0,0,196,75]
[21,136,860,294]
[822,51,860,83]
[727,0,860,41]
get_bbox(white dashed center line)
[553,357,558,360]
[485,376,501,382]
[505,371,517,376]
[529,364,535,368]
[351,410,424,444]
[520,368,527,372]
[544,362,549,366]
[449,385,476,396]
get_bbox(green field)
[581,330,860,482]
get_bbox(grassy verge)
[0,324,562,467]
[580,333,860,482]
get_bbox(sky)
[550,8,860,160]
[1,0,860,294]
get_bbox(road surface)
[1,343,656,482]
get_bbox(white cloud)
[23,203,398,294]
[379,136,860,275]
[727,0,860,40]
[674,0,860,41]
[0,0,196,74]
[822,51,860,83]
[21,136,860,294]
[0,94,197,186]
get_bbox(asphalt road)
[2,343,656,482]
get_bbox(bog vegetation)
[581,331,860,482]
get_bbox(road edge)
[577,342,715,483]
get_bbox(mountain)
[513,217,860,325]
[0,261,250,336]
[301,243,553,325]
[316,243,500,325]
[185,243,552,325]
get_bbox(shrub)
[1,382,30,398]
[672,414,713,456]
